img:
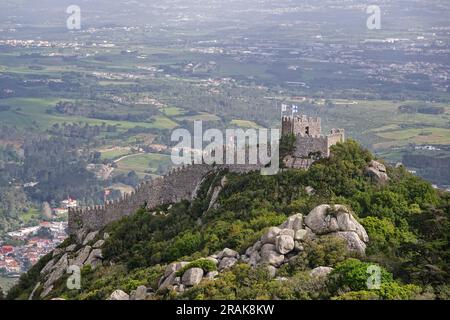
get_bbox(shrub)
[280,236,350,277]
[333,290,380,300]
[362,216,416,255]
[329,258,393,293]
[176,259,217,277]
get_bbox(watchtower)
[282,115,321,137]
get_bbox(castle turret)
[282,115,344,159]
[282,115,321,137]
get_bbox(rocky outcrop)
[182,268,204,286]
[157,248,240,292]
[305,205,368,239]
[40,253,68,298]
[164,262,189,278]
[129,285,154,300]
[219,257,238,270]
[365,160,389,184]
[309,266,333,278]
[36,203,368,300]
[276,234,295,254]
[38,231,107,299]
[207,176,228,211]
[152,204,367,296]
[83,231,99,245]
[328,231,367,255]
[71,246,92,267]
[109,290,129,300]
[304,204,368,255]
[85,248,103,269]
[241,205,368,270]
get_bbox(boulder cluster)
[156,248,239,293]
[241,204,368,274]
[109,286,155,300]
[36,231,107,299]
[145,204,368,295]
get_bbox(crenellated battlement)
[68,163,263,235]
[282,115,321,136]
[283,115,344,158]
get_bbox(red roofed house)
[1,245,14,255]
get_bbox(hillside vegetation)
[7,140,449,300]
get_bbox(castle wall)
[293,134,328,158]
[68,116,345,235]
[325,129,345,156]
[68,164,263,235]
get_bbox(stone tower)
[282,115,345,160]
[282,115,322,136]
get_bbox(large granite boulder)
[309,266,333,278]
[82,231,98,245]
[109,290,129,300]
[260,244,284,267]
[279,213,303,231]
[275,235,295,254]
[261,227,281,244]
[305,205,368,241]
[329,231,367,256]
[164,262,188,278]
[41,254,68,298]
[93,240,105,249]
[85,248,103,268]
[158,272,177,290]
[71,246,92,267]
[248,251,261,267]
[218,248,239,259]
[65,244,77,252]
[153,204,370,292]
[181,268,204,286]
[365,160,389,184]
[219,257,238,270]
[205,271,219,280]
[304,204,368,255]
[130,285,148,300]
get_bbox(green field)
[19,208,40,224]
[176,112,220,122]
[0,98,178,131]
[150,115,179,129]
[115,152,172,177]
[161,107,186,117]
[100,148,132,160]
[230,119,260,128]
[376,128,450,145]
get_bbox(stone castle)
[282,115,345,158]
[68,116,345,236]
[280,115,345,169]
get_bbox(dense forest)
[7,140,449,300]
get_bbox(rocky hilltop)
[6,140,449,300]
[153,204,368,299]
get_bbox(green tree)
[329,258,393,293]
